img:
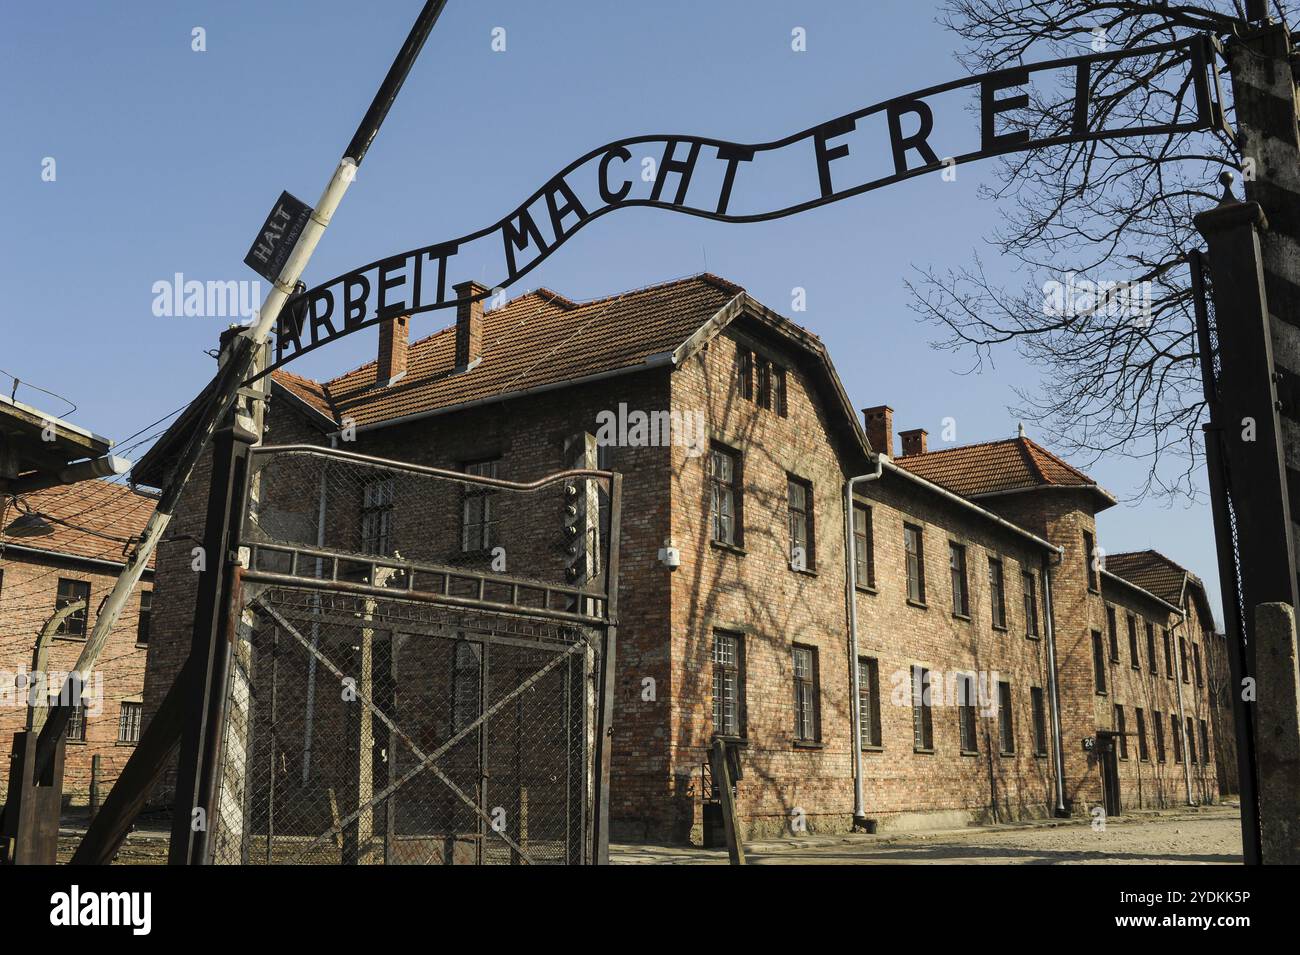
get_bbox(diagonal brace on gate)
[256,601,591,863]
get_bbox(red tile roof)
[3,479,157,568]
[894,436,1113,507]
[271,273,744,430]
[1104,550,1194,609]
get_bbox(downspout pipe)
[846,452,885,827]
[1041,551,1069,816]
[1172,583,1195,805]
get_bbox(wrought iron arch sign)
[260,34,1225,378]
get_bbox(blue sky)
[0,0,1222,622]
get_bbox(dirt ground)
[611,804,1245,865]
[53,803,1243,864]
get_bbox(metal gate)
[205,445,620,865]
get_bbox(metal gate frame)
[208,444,622,865]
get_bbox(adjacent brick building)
[0,480,156,806]
[134,273,1226,843]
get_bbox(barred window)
[736,347,753,400]
[852,503,875,588]
[461,460,500,551]
[1092,630,1107,694]
[66,703,86,742]
[989,557,1006,629]
[452,641,482,733]
[1031,687,1048,756]
[949,543,969,617]
[1084,531,1098,591]
[792,645,819,743]
[998,681,1015,754]
[136,590,152,646]
[360,477,395,555]
[904,524,925,604]
[709,446,742,546]
[912,666,934,751]
[712,631,743,738]
[1022,571,1039,637]
[1114,705,1128,759]
[787,477,814,570]
[958,673,978,753]
[55,578,90,637]
[773,366,788,417]
[756,358,771,410]
[118,701,142,744]
[857,656,882,747]
[1136,707,1149,761]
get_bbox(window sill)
[710,540,747,557]
[913,747,935,755]
[992,624,1008,633]
[952,612,971,623]
[65,740,87,746]
[135,642,149,650]
[52,635,88,643]
[711,734,748,747]
[116,741,138,747]
[792,740,823,750]
[1096,690,1108,696]
[960,749,979,757]
[789,566,818,578]
[1034,751,1048,759]
[860,744,884,753]
[906,599,928,611]
[855,583,877,595]
[1000,751,1016,758]
[1025,633,1041,641]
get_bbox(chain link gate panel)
[207,445,619,865]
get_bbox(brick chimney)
[453,280,488,370]
[862,405,894,457]
[377,314,409,385]
[900,428,928,457]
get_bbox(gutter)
[0,541,155,575]
[1172,577,1196,806]
[1041,550,1069,816]
[331,352,678,438]
[881,460,1061,555]
[845,452,885,827]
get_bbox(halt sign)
[243,191,313,282]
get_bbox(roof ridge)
[1017,437,1051,483]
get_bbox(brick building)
[135,273,1225,843]
[0,480,156,806]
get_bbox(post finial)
[1218,170,1238,205]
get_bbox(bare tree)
[910,1,1296,500]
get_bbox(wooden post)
[710,739,745,865]
[89,755,102,820]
